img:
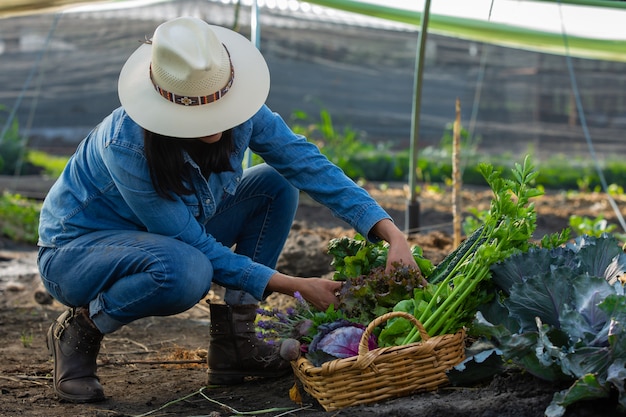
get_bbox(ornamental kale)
[466,234,626,417]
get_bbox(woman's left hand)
[296,277,343,311]
[266,273,342,312]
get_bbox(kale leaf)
[468,234,626,417]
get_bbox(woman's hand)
[295,277,343,311]
[371,218,426,285]
[370,219,417,270]
[385,240,418,270]
[266,273,342,311]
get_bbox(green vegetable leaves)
[327,235,387,280]
[327,234,433,325]
[336,265,426,325]
[394,156,542,345]
[327,234,433,281]
[473,234,626,417]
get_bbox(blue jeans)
[38,164,299,334]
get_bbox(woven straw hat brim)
[118,24,269,138]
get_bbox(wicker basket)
[291,311,466,411]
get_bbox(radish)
[280,338,301,361]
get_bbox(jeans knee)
[154,254,213,311]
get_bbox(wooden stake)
[452,98,462,247]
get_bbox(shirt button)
[205,198,211,204]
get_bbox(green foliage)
[287,106,626,193]
[0,192,41,244]
[569,214,617,237]
[327,234,434,282]
[327,234,387,281]
[20,330,34,348]
[539,228,572,250]
[396,156,542,344]
[26,150,68,178]
[290,109,376,179]
[607,182,625,196]
[0,105,24,175]
[327,234,434,325]
[291,108,369,156]
[0,107,68,177]
[474,234,626,416]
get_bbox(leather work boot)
[207,303,291,385]
[47,307,105,402]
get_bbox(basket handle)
[358,311,429,357]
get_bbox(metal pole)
[405,0,431,235]
[245,0,261,168]
[0,13,60,144]
[250,0,260,48]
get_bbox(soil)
[1,183,625,417]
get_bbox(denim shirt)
[38,104,391,299]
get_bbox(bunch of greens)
[328,234,433,281]
[380,156,543,346]
[328,234,433,325]
[468,234,626,417]
[335,264,427,325]
[257,235,432,366]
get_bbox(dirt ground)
[1,183,625,417]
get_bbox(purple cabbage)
[306,320,377,366]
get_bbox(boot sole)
[46,321,106,403]
[207,367,292,385]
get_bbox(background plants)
[0,192,41,244]
[1,106,626,245]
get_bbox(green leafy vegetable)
[336,264,426,325]
[470,234,626,417]
[327,235,387,280]
[393,156,542,345]
[327,234,433,325]
[328,234,433,281]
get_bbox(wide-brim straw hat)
[118,16,269,138]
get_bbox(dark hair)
[144,129,234,199]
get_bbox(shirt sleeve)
[246,105,392,241]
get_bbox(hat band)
[149,48,235,107]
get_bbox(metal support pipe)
[250,0,260,49]
[245,0,261,169]
[405,0,431,235]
